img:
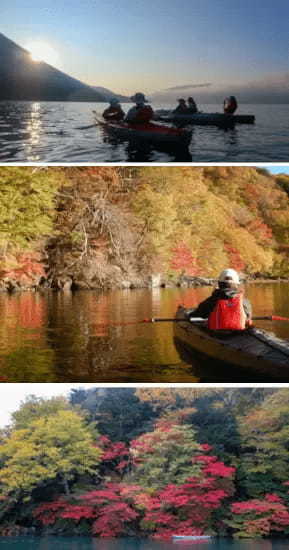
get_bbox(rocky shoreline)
[1,272,289,293]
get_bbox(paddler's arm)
[243,298,252,320]
[189,290,219,319]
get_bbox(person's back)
[224,96,238,114]
[102,99,125,122]
[191,269,251,331]
[125,93,154,124]
[187,96,198,114]
[173,98,189,114]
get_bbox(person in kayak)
[223,96,238,114]
[102,98,125,121]
[125,93,154,124]
[173,98,189,114]
[187,96,198,114]
[190,268,252,330]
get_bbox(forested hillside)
[1,166,289,290]
[1,388,289,539]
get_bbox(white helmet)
[218,268,240,285]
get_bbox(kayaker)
[125,93,154,124]
[187,96,198,114]
[102,98,125,122]
[224,96,238,114]
[190,268,252,330]
[173,98,189,114]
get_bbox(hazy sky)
[267,166,289,175]
[0,384,105,427]
[2,0,289,96]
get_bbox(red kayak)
[95,116,192,146]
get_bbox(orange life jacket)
[208,293,246,330]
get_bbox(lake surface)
[0,283,289,383]
[0,537,289,550]
[0,101,288,163]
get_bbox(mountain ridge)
[0,32,105,102]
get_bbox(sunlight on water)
[0,102,288,162]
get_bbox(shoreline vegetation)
[1,166,289,293]
[1,388,289,539]
[2,276,289,294]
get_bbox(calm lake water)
[0,283,289,383]
[0,537,289,550]
[0,101,288,163]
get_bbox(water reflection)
[0,537,287,550]
[24,102,42,161]
[0,284,288,382]
[1,102,288,162]
[101,133,193,163]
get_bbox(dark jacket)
[191,287,252,321]
[172,104,189,114]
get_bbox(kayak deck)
[174,306,289,379]
[155,110,255,126]
[95,116,192,146]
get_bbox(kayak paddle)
[93,315,289,329]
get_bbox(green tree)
[0,167,62,256]
[11,395,71,430]
[129,421,201,489]
[0,410,102,499]
[239,390,289,498]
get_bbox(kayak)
[95,117,192,146]
[174,306,289,379]
[172,536,212,541]
[155,110,255,126]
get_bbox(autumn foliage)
[4,388,289,539]
[228,494,289,537]
[2,166,289,289]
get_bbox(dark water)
[0,283,289,383]
[0,537,288,550]
[0,101,288,163]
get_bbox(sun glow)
[26,41,60,67]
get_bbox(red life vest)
[208,293,246,330]
[132,105,154,123]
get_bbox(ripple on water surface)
[0,102,288,162]
[0,537,289,550]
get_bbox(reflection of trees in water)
[0,292,56,382]
[44,289,188,382]
[1,284,289,382]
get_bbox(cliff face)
[0,33,105,102]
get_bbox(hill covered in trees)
[0,32,104,102]
[1,166,289,291]
[1,387,289,539]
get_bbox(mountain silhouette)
[0,32,105,102]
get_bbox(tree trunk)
[63,477,70,496]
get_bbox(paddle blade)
[272,315,289,322]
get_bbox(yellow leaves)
[0,410,102,497]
